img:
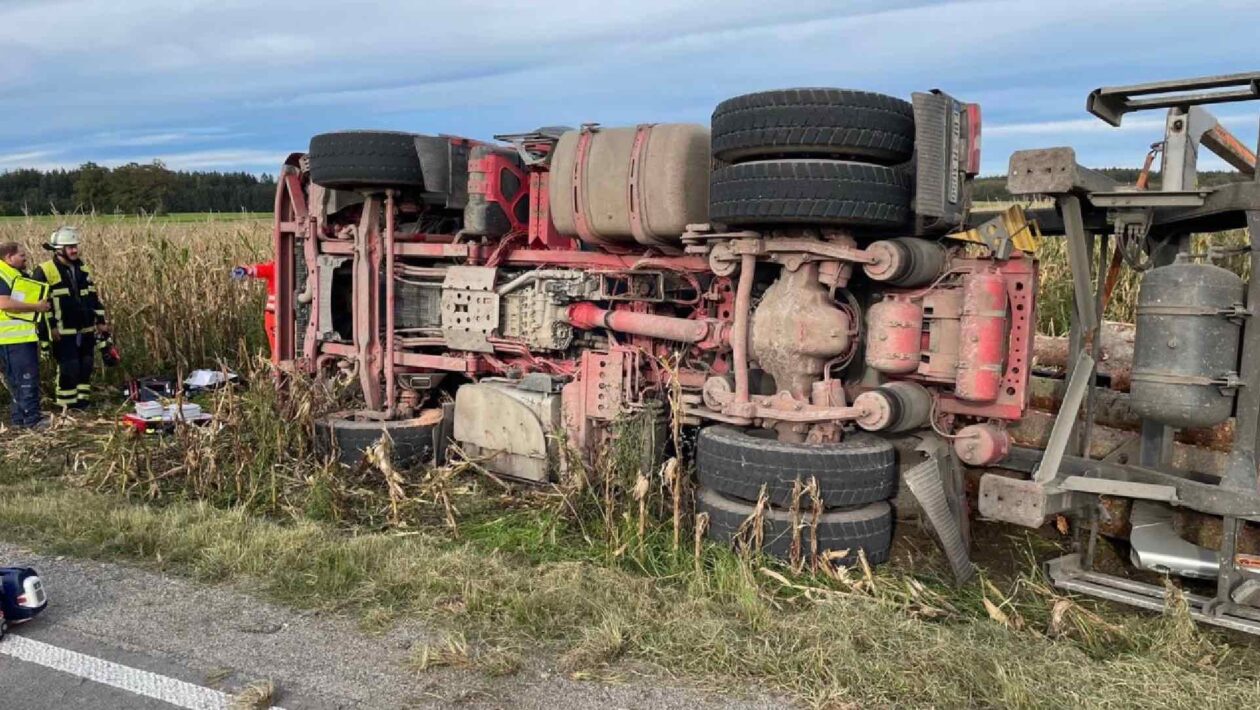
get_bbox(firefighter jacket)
[33,259,107,335]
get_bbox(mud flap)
[903,440,976,585]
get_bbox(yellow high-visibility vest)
[0,261,40,345]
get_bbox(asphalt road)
[0,542,787,709]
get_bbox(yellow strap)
[38,261,61,286]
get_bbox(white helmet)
[48,226,80,249]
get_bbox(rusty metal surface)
[956,271,1007,402]
[353,197,384,411]
[750,263,852,399]
[1202,123,1258,176]
[865,296,921,374]
[936,255,1037,421]
[918,287,962,381]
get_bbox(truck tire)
[308,131,424,189]
[697,487,893,566]
[709,159,911,229]
[313,412,436,468]
[711,88,914,164]
[696,426,896,508]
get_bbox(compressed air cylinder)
[955,271,1008,402]
[954,423,1010,466]
[865,296,923,374]
[1131,262,1244,428]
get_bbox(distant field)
[0,212,270,224]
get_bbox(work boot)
[30,416,53,431]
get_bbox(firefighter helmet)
[47,226,80,249]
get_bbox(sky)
[1,0,1258,177]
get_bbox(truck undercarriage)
[273,73,1260,632]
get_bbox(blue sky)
[1,0,1257,177]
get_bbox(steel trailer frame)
[977,72,1260,632]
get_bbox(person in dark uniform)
[32,227,109,411]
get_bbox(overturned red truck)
[272,74,1260,632]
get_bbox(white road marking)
[0,634,284,709]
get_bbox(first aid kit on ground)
[122,401,211,434]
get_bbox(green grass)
[3,476,1259,708]
[3,390,1260,708]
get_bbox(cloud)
[1,0,1259,177]
[0,150,58,169]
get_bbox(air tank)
[865,296,923,374]
[1131,261,1244,429]
[955,271,1008,402]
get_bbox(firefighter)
[0,242,52,428]
[33,227,109,411]
[232,261,277,359]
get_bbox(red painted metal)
[954,423,1010,466]
[567,302,710,343]
[271,157,306,367]
[384,191,397,417]
[354,197,384,411]
[937,256,1037,420]
[964,103,982,175]
[468,150,530,236]
[503,250,709,271]
[395,351,476,373]
[866,296,923,374]
[528,172,575,249]
[917,287,962,382]
[955,270,1008,402]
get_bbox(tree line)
[0,162,277,216]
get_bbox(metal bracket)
[1048,553,1260,636]
[978,474,1076,528]
[1087,72,1260,127]
[1035,351,1096,483]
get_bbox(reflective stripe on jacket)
[35,259,105,335]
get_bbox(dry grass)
[229,679,276,710]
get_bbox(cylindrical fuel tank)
[549,124,710,250]
[866,296,923,374]
[956,271,1008,402]
[855,381,932,432]
[1131,261,1245,428]
[863,237,948,287]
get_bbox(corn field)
[0,215,270,378]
